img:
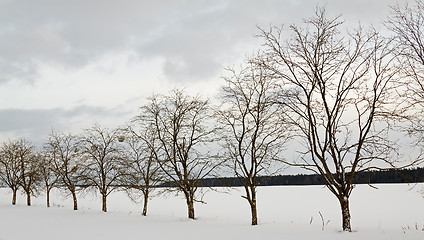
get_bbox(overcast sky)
[0,0,404,146]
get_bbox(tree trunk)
[142,191,149,216]
[247,185,258,225]
[26,191,31,206]
[46,189,50,207]
[186,198,195,219]
[339,197,352,232]
[250,201,258,225]
[71,190,78,210]
[102,194,107,212]
[12,188,17,205]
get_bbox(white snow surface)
[0,184,423,240]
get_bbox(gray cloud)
[0,105,131,146]
[0,0,400,84]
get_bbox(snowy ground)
[0,184,423,240]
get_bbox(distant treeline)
[193,168,424,187]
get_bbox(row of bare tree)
[1,2,424,232]
[0,91,222,219]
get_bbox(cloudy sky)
[0,0,403,146]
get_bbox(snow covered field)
[0,184,423,240]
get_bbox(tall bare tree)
[0,141,22,205]
[45,131,82,210]
[257,8,398,231]
[140,89,222,219]
[217,62,290,225]
[387,0,424,148]
[79,124,125,212]
[119,124,162,216]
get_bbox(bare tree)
[45,131,82,210]
[14,139,39,206]
[119,124,162,216]
[0,141,22,205]
[140,89,222,219]
[79,124,125,212]
[387,0,424,148]
[37,151,59,207]
[217,62,290,225]
[257,8,398,231]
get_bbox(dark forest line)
[193,168,424,187]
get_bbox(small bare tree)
[119,124,162,216]
[141,89,222,219]
[15,139,39,206]
[37,151,59,207]
[45,131,82,210]
[0,141,22,205]
[257,8,398,231]
[217,62,290,225]
[79,124,125,212]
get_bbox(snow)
[0,184,423,240]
